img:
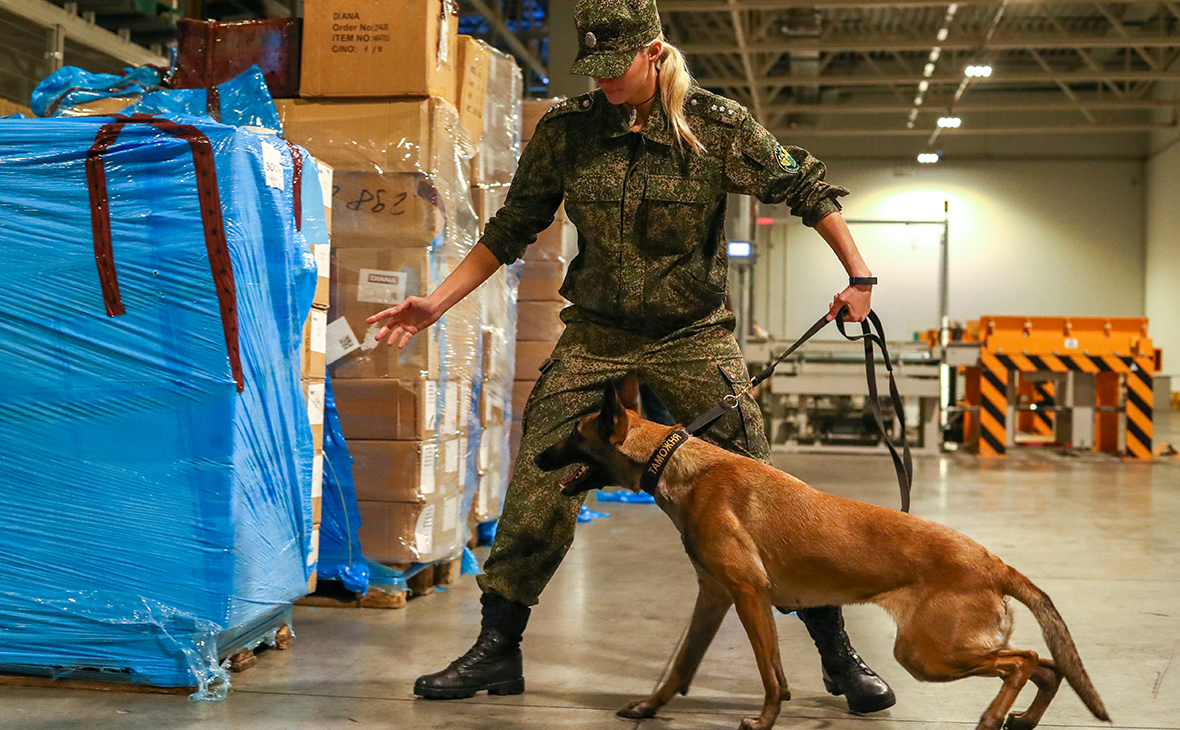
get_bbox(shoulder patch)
[540,92,596,123]
[685,91,743,127]
[775,144,799,172]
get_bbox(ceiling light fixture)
[917,152,941,164]
[965,65,993,78]
[937,116,962,128]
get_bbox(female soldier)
[368,0,895,715]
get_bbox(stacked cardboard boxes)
[282,0,480,566]
[301,158,333,592]
[470,44,523,526]
[508,98,575,464]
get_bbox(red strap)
[85,114,245,392]
[283,139,303,231]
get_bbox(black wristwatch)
[850,276,877,287]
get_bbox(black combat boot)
[793,606,896,714]
[414,592,530,699]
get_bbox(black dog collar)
[639,428,690,495]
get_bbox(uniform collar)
[603,92,676,146]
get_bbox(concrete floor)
[2,450,1178,730]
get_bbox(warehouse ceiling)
[464,0,1180,151]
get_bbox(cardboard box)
[327,248,479,379]
[472,183,510,232]
[517,260,567,302]
[521,98,563,143]
[349,437,465,503]
[302,307,328,379]
[172,18,302,98]
[330,172,445,249]
[456,36,490,145]
[303,377,327,455]
[333,378,440,440]
[0,99,32,117]
[471,45,522,186]
[358,493,465,564]
[277,97,466,176]
[49,96,137,117]
[516,301,566,342]
[515,342,552,381]
[301,0,457,100]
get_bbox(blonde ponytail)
[653,37,705,154]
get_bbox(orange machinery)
[944,316,1160,459]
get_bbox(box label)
[443,496,458,533]
[262,142,285,191]
[309,310,327,354]
[313,244,331,278]
[445,381,460,434]
[317,162,333,206]
[356,268,406,305]
[307,526,320,567]
[311,453,324,499]
[459,381,470,430]
[325,317,361,365]
[457,439,467,489]
[306,382,326,426]
[424,380,439,431]
[421,441,436,495]
[445,439,459,473]
[416,504,435,556]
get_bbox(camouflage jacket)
[479,87,849,333]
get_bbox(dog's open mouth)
[559,464,606,496]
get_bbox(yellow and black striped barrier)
[977,351,1155,460]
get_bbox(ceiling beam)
[696,69,1180,88]
[678,32,1180,55]
[466,0,550,82]
[727,0,764,120]
[0,0,166,67]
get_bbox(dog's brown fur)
[535,375,1109,730]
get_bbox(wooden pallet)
[295,558,461,609]
[0,610,294,694]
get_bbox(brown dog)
[535,375,1109,730]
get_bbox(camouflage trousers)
[477,308,771,606]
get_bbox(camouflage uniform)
[477,89,848,606]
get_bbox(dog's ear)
[598,381,630,444]
[619,373,640,411]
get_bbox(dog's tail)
[1005,566,1109,722]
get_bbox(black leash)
[679,308,913,513]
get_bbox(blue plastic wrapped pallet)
[0,112,326,697]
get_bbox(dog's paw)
[1004,713,1039,730]
[779,686,791,702]
[617,697,661,719]
[738,717,770,730]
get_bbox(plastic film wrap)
[472,44,522,186]
[0,113,320,693]
[279,96,478,566]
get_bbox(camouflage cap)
[570,0,663,78]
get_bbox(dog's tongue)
[560,466,588,486]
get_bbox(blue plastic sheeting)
[595,489,656,504]
[35,66,282,133]
[31,65,163,117]
[476,520,498,546]
[317,375,370,595]
[577,506,611,523]
[461,547,482,576]
[0,113,322,697]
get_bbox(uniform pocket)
[642,175,716,255]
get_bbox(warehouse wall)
[1146,82,1180,379]
[750,159,1146,346]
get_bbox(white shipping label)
[424,380,439,431]
[445,381,460,433]
[307,527,320,567]
[445,439,459,473]
[309,310,327,354]
[317,161,333,206]
[262,142,285,191]
[313,244,331,278]
[415,504,435,556]
[420,442,437,495]
[356,268,407,305]
[437,4,450,66]
[311,453,324,499]
[306,382,325,426]
[479,433,490,469]
[443,496,459,534]
[325,317,361,365]
[478,476,488,515]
